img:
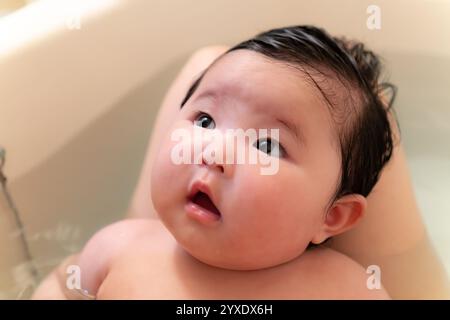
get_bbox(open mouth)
[190,191,221,217]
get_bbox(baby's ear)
[311,194,367,245]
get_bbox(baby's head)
[151,25,396,270]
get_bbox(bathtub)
[0,0,449,299]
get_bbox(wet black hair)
[180,25,398,207]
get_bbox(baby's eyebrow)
[180,72,207,108]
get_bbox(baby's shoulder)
[298,247,390,299]
[90,218,167,242]
[80,219,165,272]
[85,218,171,257]
[76,218,171,296]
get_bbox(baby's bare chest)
[97,235,320,299]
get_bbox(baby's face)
[151,50,341,270]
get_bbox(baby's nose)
[199,130,235,175]
[200,152,224,173]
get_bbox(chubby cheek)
[150,120,194,220]
[224,162,322,259]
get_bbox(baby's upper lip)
[187,180,219,209]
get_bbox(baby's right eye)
[194,112,215,129]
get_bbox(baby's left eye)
[253,138,286,158]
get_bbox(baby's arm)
[31,254,79,299]
[32,219,158,299]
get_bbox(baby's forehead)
[193,50,331,120]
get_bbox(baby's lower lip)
[184,200,222,226]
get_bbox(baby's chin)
[176,237,306,271]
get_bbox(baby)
[34,25,396,299]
